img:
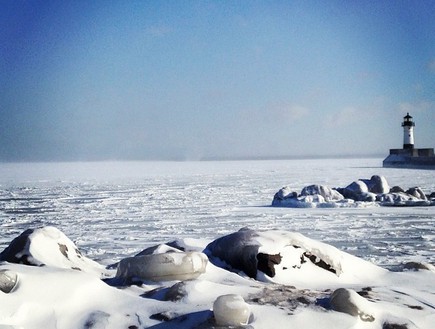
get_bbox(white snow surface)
[0,158,435,328]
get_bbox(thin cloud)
[268,103,310,122]
[398,101,434,115]
[428,59,435,73]
[145,25,172,37]
[326,107,360,128]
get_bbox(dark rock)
[0,229,35,265]
[405,187,427,200]
[403,262,431,271]
[165,281,188,301]
[382,323,408,329]
[257,253,282,277]
[390,186,405,193]
[205,228,260,279]
[303,252,336,274]
[150,311,179,322]
[330,288,375,322]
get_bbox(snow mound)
[0,226,107,277]
[273,175,435,208]
[205,228,386,286]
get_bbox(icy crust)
[272,175,435,208]
[1,226,435,329]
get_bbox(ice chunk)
[0,269,18,293]
[116,251,208,282]
[213,294,251,326]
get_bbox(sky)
[1,0,434,161]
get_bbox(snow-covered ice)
[0,158,434,328]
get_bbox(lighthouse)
[383,112,435,168]
[402,112,415,149]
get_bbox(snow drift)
[0,226,434,328]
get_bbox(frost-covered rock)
[377,192,431,206]
[273,186,297,200]
[116,252,208,282]
[272,175,434,208]
[213,294,251,326]
[0,269,18,293]
[205,228,385,285]
[0,227,106,277]
[330,288,375,322]
[406,187,427,200]
[300,185,344,201]
[362,175,390,194]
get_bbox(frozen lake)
[0,158,434,269]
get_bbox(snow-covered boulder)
[0,226,106,277]
[204,228,385,285]
[330,288,375,322]
[406,187,427,200]
[272,175,434,208]
[116,252,208,282]
[377,192,431,206]
[300,185,344,201]
[337,180,372,201]
[273,186,297,201]
[362,175,390,194]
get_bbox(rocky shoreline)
[272,175,435,208]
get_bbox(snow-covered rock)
[363,175,390,194]
[0,226,107,277]
[330,288,375,322]
[272,175,433,208]
[0,226,434,329]
[300,185,344,202]
[377,192,432,206]
[205,228,386,285]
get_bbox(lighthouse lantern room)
[401,112,415,149]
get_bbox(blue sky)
[1,0,434,161]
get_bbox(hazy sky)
[1,1,434,161]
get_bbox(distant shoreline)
[0,154,384,164]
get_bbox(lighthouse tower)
[402,112,415,149]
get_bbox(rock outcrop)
[273,175,435,208]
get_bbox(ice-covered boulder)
[406,187,427,200]
[330,288,375,322]
[0,227,106,277]
[377,192,431,206]
[116,252,208,282]
[337,180,371,201]
[0,269,18,293]
[362,175,390,194]
[300,185,344,201]
[273,186,297,201]
[204,228,385,285]
[272,175,434,208]
[213,294,251,326]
